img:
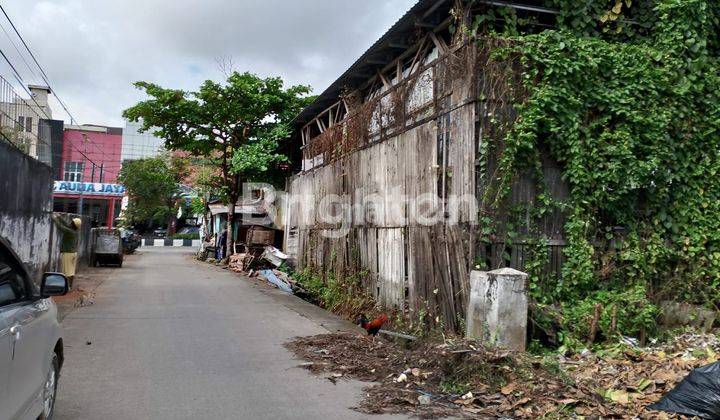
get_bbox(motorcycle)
[121,229,141,254]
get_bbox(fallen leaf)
[454,398,475,406]
[501,383,516,395]
[605,389,629,405]
[462,407,482,414]
[574,406,593,415]
[511,397,531,408]
[556,398,578,405]
[707,347,717,359]
[637,378,653,392]
[654,370,678,383]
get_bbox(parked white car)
[0,238,68,420]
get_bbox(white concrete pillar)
[465,268,528,351]
[465,270,489,341]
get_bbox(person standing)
[216,227,228,261]
[53,215,81,289]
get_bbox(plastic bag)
[261,245,288,267]
[647,361,720,419]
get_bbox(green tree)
[123,71,312,256]
[118,156,184,227]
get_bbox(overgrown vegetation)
[291,268,377,321]
[477,0,720,346]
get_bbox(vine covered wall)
[478,0,720,344]
[289,0,720,342]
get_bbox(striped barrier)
[141,239,202,247]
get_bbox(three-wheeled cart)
[90,228,124,267]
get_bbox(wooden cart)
[90,228,124,267]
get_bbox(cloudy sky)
[1,0,417,127]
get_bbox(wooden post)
[587,304,602,346]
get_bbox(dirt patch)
[52,255,132,320]
[286,332,717,418]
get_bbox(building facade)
[39,118,65,179]
[0,84,57,165]
[121,119,165,162]
[53,124,125,227]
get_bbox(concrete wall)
[0,140,55,281]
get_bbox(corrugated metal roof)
[291,0,551,128]
[292,0,446,127]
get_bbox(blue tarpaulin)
[259,269,292,293]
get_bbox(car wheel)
[39,353,60,420]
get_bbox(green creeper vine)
[479,0,720,344]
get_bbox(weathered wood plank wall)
[286,41,571,330]
[287,98,476,329]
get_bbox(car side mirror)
[41,272,69,297]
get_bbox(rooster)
[357,314,388,339]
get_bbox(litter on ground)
[286,332,720,418]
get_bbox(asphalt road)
[54,247,398,420]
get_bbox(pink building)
[60,125,123,183]
[53,125,125,227]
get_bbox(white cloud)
[0,0,416,126]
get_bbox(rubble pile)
[286,332,720,418]
[228,253,247,272]
[227,246,289,274]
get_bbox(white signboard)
[53,181,126,196]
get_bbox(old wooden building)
[284,0,567,329]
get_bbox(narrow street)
[54,247,397,419]
[3,2,717,418]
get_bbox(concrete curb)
[141,239,201,247]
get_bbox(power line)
[0,63,98,168]
[0,9,164,176]
[0,43,103,170]
[0,19,39,82]
[0,51,53,122]
[0,6,132,170]
[0,8,144,188]
[0,46,23,82]
[0,10,169,180]
[0,3,76,125]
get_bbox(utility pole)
[78,160,85,216]
[78,187,84,216]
